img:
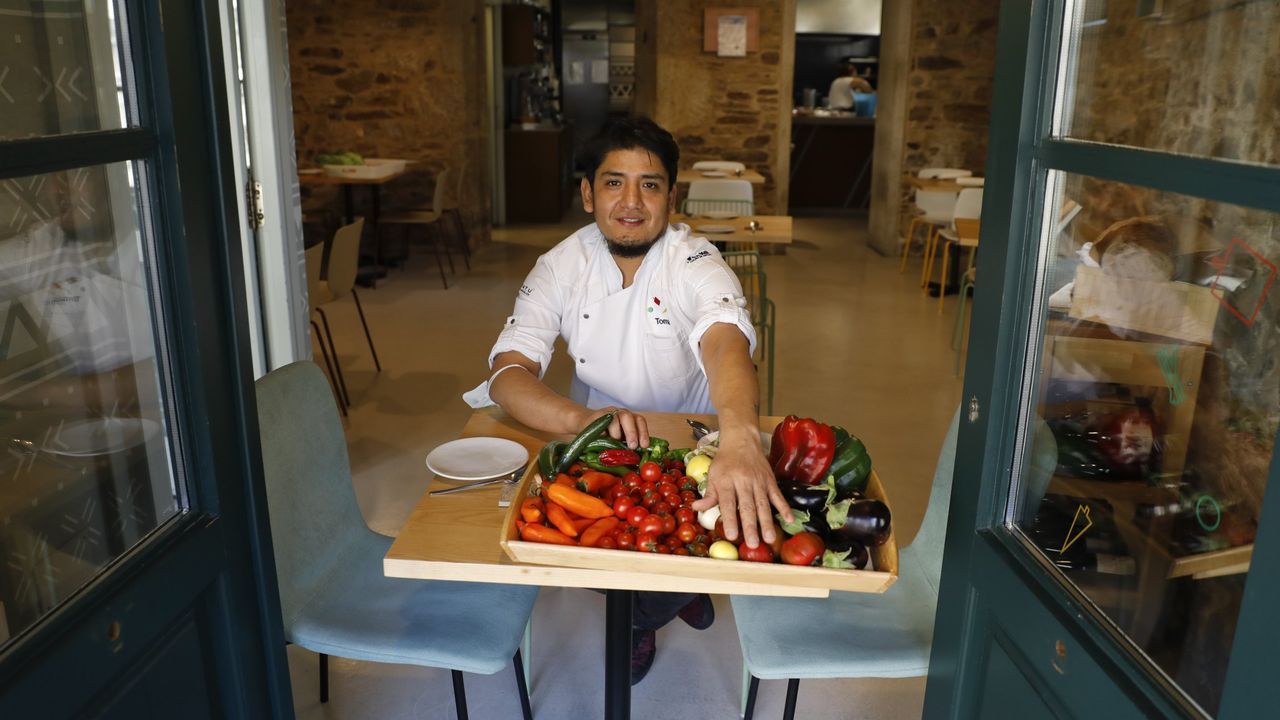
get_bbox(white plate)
[699,171,729,177]
[695,224,735,234]
[45,418,161,457]
[700,211,740,220]
[425,437,529,481]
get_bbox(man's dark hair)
[577,116,679,188]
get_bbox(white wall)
[796,0,881,35]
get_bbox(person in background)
[827,62,873,110]
[465,116,793,684]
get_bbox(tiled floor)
[290,209,966,719]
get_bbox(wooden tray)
[499,464,900,594]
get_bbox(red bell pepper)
[768,415,837,486]
[597,448,641,467]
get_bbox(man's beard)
[605,227,666,258]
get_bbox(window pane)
[0,163,178,649]
[0,1,131,140]
[1011,172,1277,715]
[1056,0,1280,165]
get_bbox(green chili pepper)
[538,440,567,481]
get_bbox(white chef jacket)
[478,222,756,414]
[827,76,855,110]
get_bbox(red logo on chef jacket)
[647,296,669,323]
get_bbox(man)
[827,62,873,110]
[469,117,792,683]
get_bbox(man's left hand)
[691,436,793,548]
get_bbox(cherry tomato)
[781,532,826,566]
[675,522,698,544]
[693,532,711,547]
[621,471,641,488]
[680,478,698,493]
[605,484,627,502]
[655,544,671,554]
[639,514,666,537]
[639,461,662,483]
[657,482,677,497]
[673,546,691,556]
[680,490,697,504]
[739,541,775,563]
[665,535,683,550]
[617,532,636,551]
[676,508,696,526]
[637,532,661,553]
[652,501,673,516]
[613,496,635,519]
[660,514,676,536]
[641,492,659,510]
[687,542,709,557]
[627,507,649,526]
[597,536,618,550]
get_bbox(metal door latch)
[967,396,980,423]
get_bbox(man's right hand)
[580,406,650,450]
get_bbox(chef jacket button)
[579,358,586,364]
[583,313,589,319]
[721,296,730,302]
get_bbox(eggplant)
[780,481,829,514]
[826,498,891,547]
[824,537,869,570]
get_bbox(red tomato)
[617,532,636,551]
[638,514,666,537]
[739,541,775,563]
[675,522,698,544]
[660,514,676,536]
[780,532,826,566]
[597,536,618,550]
[665,535,683,550]
[613,496,635,519]
[675,508,696,526]
[639,462,662,483]
[673,546,691,556]
[637,532,661,553]
[680,490,697,504]
[605,484,626,502]
[652,501,673,516]
[621,471,641,488]
[657,482,678,497]
[687,542,709,557]
[641,493,659,510]
[627,506,649,526]
[655,544,671,554]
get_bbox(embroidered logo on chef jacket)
[686,250,711,263]
[646,296,671,325]
[518,284,533,297]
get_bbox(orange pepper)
[519,523,577,546]
[554,473,577,487]
[576,470,618,495]
[520,497,545,524]
[545,501,580,537]
[571,517,596,534]
[544,483,615,519]
[580,516,620,547]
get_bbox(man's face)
[582,148,675,257]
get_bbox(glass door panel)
[1056,0,1280,165]
[1009,170,1277,715]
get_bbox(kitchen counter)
[789,112,876,214]
[791,113,876,126]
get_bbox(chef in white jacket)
[470,117,793,683]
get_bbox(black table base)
[605,589,633,719]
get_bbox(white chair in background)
[934,188,984,312]
[900,167,973,282]
[683,179,755,216]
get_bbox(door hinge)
[247,180,265,229]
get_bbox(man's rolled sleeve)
[683,258,757,373]
[488,257,562,376]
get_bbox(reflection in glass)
[1013,172,1277,715]
[1057,0,1280,165]
[0,164,177,649]
[0,2,130,141]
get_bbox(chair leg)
[743,673,760,720]
[319,653,329,703]
[448,208,471,270]
[939,240,955,315]
[310,321,347,417]
[431,222,456,275]
[920,226,939,289]
[522,620,532,689]
[899,217,920,273]
[513,650,534,720]
[316,307,350,407]
[350,289,382,372]
[451,669,469,720]
[427,224,450,289]
[782,678,801,720]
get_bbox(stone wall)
[895,0,1000,234]
[641,0,796,215]
[285,0,490,245]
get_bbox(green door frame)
[0,0,291,715]
[926,0,1280,717]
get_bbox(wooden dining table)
[670,213,792,250]
[676,168,766,185]
[385,409,832,720]
[299,166,414,287]
[906,174,984,192]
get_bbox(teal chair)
[731,410,960,720]
[721,250,776,414]
[255,362,537,719]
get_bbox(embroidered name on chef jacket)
[647,296,671,325]
[686,249,711,263]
